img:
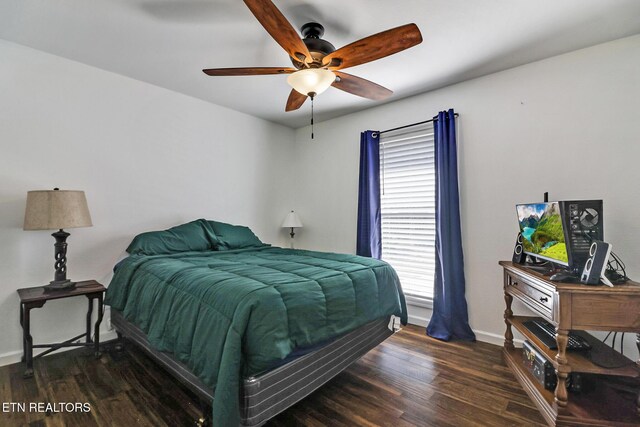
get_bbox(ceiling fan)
[202,0,423,113]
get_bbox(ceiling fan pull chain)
[310,93,315,139]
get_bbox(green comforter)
[105,246,406,426]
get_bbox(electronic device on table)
[514,199,613,285]
[522,340,556,390]
[581,240,612,285]
[521,340,584,392]
[522,318,591,351]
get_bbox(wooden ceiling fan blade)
[323,23,422,70]
[285,90,307,112]
[243,0,311,63]
[202,67,297,76]
[332,72,393,100]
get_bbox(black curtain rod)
[375,113,459,136]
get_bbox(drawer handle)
[539,297,548,303]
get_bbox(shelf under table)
[508,315,639,378]
[504,346,639,426]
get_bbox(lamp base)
[44,279,76,292]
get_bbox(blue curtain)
[356,130,381,259]
[427,109,475,341]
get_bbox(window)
[380,123,435,304]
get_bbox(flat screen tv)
[516,202,569,266]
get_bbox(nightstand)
[17,280,106,378]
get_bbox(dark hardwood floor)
[0,325,546,426]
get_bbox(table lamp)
[23,188,92,291]
[281,211,303,248]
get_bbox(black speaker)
[580,240,612,286]
[512,233,527,264]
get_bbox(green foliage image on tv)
[516,202,569,265]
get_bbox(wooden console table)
[500,261,640,426]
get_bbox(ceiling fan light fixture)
[287,68,335,96]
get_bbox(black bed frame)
[111,309,399,426]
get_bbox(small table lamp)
[282,211,303,248]
[23,188,92,291]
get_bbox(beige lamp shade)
[24,189,93,230]
[281,211,303,228]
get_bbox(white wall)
[2,33,639,367]
[0,40,296,365]
[292,35,640,358]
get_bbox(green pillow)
[127,219,215,255]
[207,221,264,250]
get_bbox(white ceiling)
[2,0,640,128]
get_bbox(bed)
[105,219,407,426]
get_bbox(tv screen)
[516,202,569,266]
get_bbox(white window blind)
[380,123,435,301]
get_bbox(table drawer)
[506,272,554,318]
